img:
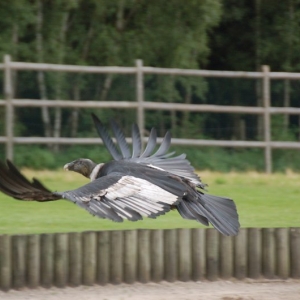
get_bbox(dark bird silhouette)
[0,114,240,236]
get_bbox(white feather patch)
[147,164,165,171]
[104,175,178,205]
[90,163,104,181]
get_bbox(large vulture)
[0,114,239,236]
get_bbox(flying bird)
[0,114,239,236]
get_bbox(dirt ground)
[0,279,299,300]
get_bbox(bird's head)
[63,158,97,178]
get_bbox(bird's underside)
[0,114,240,236]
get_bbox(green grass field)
[0,169,299,234]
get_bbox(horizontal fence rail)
[1,60,300,79]
[1,55,300,173]
[1,137,300,150]
[0,227,299,291]
[3,99,300,114]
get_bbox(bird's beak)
[64,163,70,171]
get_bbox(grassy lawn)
[0,169,299,234]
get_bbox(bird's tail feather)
[177,192,240,236]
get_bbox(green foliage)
[0,0,223,146]
[173,146,265,172]
[14,146,57,169]
[10,144,300,173]
[1,1,300,172]
[14,144,112,170]
[208,0,300,72]
[273,149,300,172]
[271,115,297,141]
[2,0,220,68]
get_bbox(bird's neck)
[89,163,105,181]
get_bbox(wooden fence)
[1,55,300,173]
[0,227,300,291]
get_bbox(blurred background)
[1,0,300,172]
[1,3,300,289]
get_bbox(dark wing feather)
[177,193,240,236]
[130,152,202,187]
[196,194,240,236]
[83,198,124,222]
[110,120,131,159]
[131,123,142,158]
[6,159,51,192]
[31,178,51,191]
[146,154,202,186]
[91,114,122,161]
[150,131,171,157]
[140,128,157,158]
[0,160,60,201]
[102,198,143,221]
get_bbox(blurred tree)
[4,0,300,142]
[0,0,222,138]
[207,0,300,140]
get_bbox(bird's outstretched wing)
[0,160,184,222]
[91,114,202,187]
[0,160,60,201]
[60,172,185,222]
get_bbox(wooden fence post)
[40,234,54,288]
[123,230,137,284]
[191,228,206,281]
[27,235,40,288]
[262,65,272,173]
[275,228,290,279]
[164,229,177,282]
[136,59,144,145]
[110,230,123,284]
[248,228,262,279]
[4,54,14,161]
[150,229,164,282]
[97,231,110,285]
[219,235,233,279]
[54,233,69,288]
[12,235,26,289]
[178,228,191,281]
[206,229,219,281]
[290,228,300,278]
[82,231,97,286]
[234,228,247,279]
[262,228,275,278]
[0,235,11,291]
[68,232,82,286]
[3,228,300,290]
[138,230,151,283]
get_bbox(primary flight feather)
[0,114,240,236]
